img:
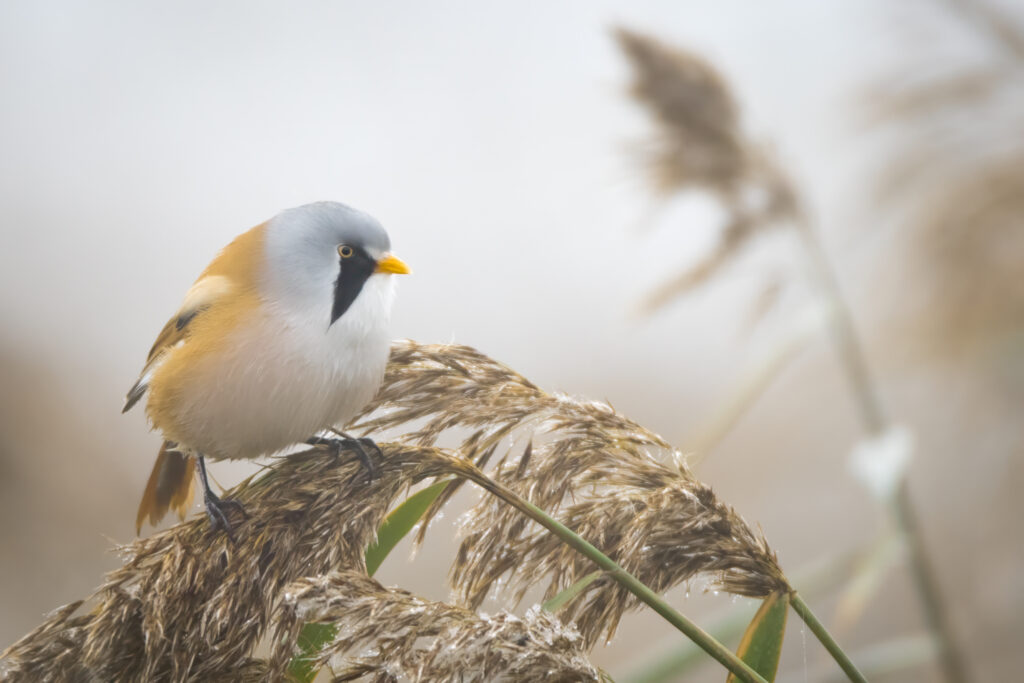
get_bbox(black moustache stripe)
[330,247,376,325]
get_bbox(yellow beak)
[375,253,411,275]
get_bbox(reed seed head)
[614,26,801,313]
[356,342,790,645]
[272,571,605,682]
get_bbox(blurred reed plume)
[862,1,1024,361]
[1,343,791,681]
[614,27,801,313]
[355,342,788,646]
[271,572,604,682]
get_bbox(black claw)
[356,437,383,459]
[204,490,236,542]
[197,455,245,541]
[306,435,382,482]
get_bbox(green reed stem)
[798,224,967,682]
[790,592,867,683]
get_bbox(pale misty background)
[1,1,1021,681]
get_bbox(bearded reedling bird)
[123,201,410,536]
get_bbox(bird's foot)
[203,489,247,542]
[306,435,382,482]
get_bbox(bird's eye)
[338,245,354,258]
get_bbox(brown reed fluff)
[3,343,788,679]
[355,341,789,645]
[0,445,472,681]
[462,460,786,646]
[614,26,743,196]
[614,26,801,313]
[270,571,605,682]
[862,6,1024,360]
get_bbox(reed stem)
[790,593,867,683]
[796,224,967,683]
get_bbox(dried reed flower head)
[355,342,789,645]
[461,459,787,646]
[457,451,788,646]
[271,571,605,682]
[898,153,1024,358]
[5,343,790,676]
[0,445,467,681]
[615,26,743,195]
[863,10,1024,362]
[0,601,92,682]
[614,26,801,312]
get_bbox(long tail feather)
[135,443,196,534]
[122,378,147,413]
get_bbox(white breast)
[175,275,395,460]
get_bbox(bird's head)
[262,201,410,326]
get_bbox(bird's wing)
[122,275,233,413]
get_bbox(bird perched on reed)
[123,201,410,536]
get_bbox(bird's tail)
[135,442,196,534]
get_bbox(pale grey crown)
[261,201,390,312]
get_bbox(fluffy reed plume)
[463,460,785,646]
[615,26,743,196]
[4,343,788,678]
[614,27,800,313]
[270,571,605,682]
[355,342,789,645]
[0,445,471,681]
[862,5,1024,359]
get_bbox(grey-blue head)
[262,201,409,325]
